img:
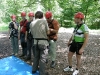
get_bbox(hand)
[13,21,15,24]
[79,48,84,55]
[25,38,27,42]
[18,35,20,40]
[50,28,53,32]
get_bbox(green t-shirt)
[73,24,89,42]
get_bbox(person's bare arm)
[79,32,89,54]
[82,33,89,49]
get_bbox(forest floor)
[0,27,100,75]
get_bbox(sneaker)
[50,61,56,68]
[63,66,73,72]
[73,70,79,75]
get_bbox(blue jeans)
[20,33,27,55]
[27,39,33,58]
[11,36,19,54]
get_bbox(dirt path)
[0,28,100,75]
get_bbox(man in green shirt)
[63,12,89,75]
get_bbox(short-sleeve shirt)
[73,24,89,42]
[9,22,19,29]
[20,19,28,33]
[30,19,49,45]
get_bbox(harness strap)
[48,19,54,28]
[33,38,48,49]
[73,24,84,35]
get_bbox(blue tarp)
[0,56,39,75]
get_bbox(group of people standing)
[9,11,59,75]
[8,11,89,75]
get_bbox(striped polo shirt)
[73,24,89,42]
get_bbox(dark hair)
[35,11,43,19]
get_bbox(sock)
[76,68,78,70]
[69,66,72,68]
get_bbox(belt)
[33,38,48,49]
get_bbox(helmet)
[21,12,26,17]
[45,11,52,19]
[11,15,16,19]
[74,12,84,19]
[28,12,34,17]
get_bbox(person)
[30,11,50,75]
[8,15,19,56]
[25,12,34,61]
[63,12,89,75]
[45,11,60,68]
[19,12,28,58]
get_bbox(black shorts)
[69,42,83,55]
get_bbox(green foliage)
[0,0,100,29]
[0,24,8,31]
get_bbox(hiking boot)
[22,55,27,59]
[25,57,31,61]
[73,70,79,75]
[19,54,25,57]
[50,61,56,68]
[63,66,73,72]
